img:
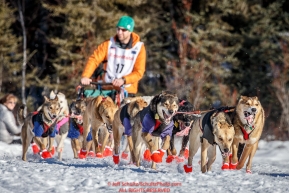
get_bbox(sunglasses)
[117,27,128,32]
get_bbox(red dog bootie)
[103,146,113,157]
[166,155,175,163]
[113,154,120,164]
[31,143,40,154]
[229,162,238,170]
[184,147,189,159]
[151,149,165,163]
[78,149,87,159]
[87,151,95,157]
[143,149,152,162]
[41,149,52,159]
[96,152,103,158]
[183,164,193,173]
[221,162,230,170]
[121,151,129,160]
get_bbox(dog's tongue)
[176,127,190,136]
[245,115,254,125]
[163,111,172,123]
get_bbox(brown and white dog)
[131,91,179,169]
[112,97,148,164]
[42,91,69,161]
[184,109,235,173]
[18,95,61,161]
[79,96,118,158]
[230,96,265,173]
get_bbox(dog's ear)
[44,96,50,102]
[150,94,160,113]
[252,96,258,100]
[50,90,56,99]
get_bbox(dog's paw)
[121,152,129,160]
[246,169,252,174]
[221,163,229,170]
[183,164,193,173]
[103,146,113,157]
[143,149,152,162]
[31,143,40,154]
[113,154,120,164]
[166,155,175,163]
[78,149,87,159]
[229,162,238,170]
[151,149,165,163]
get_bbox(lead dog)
[184,108,235,173]
[79,96,118,158]
[131,91,179,169]
[230,96,265,173]
[18,95,61,161]
[112,97,148,164]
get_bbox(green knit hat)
[116,16,134,32]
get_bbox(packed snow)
[0,136,289,193]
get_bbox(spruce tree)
[0,0,21,95]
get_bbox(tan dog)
[18,96,61,161]
[79,96,118,158]
[131,91,179,169]
[112,97,148,164]
[184,110,235,173]
[230,96,265,173]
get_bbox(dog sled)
[76,82,128,107]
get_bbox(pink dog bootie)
[121,151,129,160]
[151,149,165,163]
[87,151,95,157]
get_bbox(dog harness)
[199,110,216,145]
[32,112,56,138]
[67,118,92,141]
[120,104,133,136]
[140,106,174,140]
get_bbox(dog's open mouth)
[162,110,174,124]
[244,111,255,125]
[71,113,83,124]
[48,112,56,120]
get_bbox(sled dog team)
[18,90,265,174]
